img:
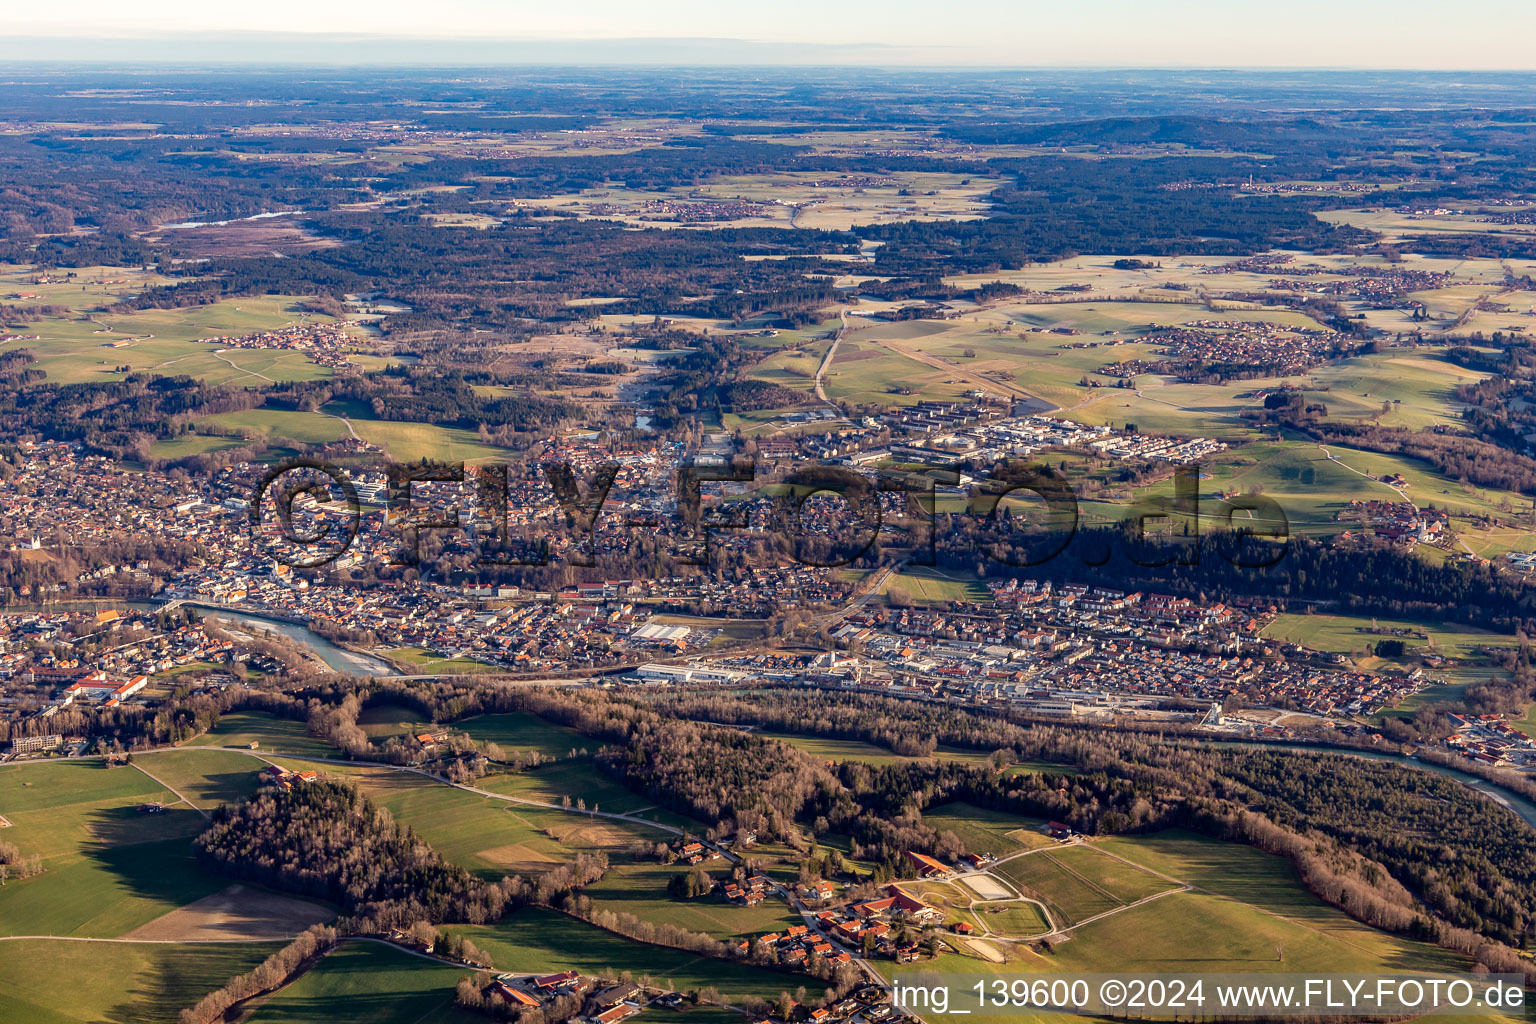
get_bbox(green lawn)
[1514,703,1536,741]
[451,907,824,1004]
[883,565,994,605]
[0,938,279,1024]
[969,901,1050,937]
[244,941,480,1024]
[185,710,338,757]
[0,760,229,937]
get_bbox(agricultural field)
[513,171,999,232]
[184,710,338,757]
[119,882,334,942]
[243,940,480,1024]
[0,938,279,1024]
[192,407,352,445]
[1261,611,1518,663]
[169,400,523,465]
[0,263,176,312]
[0,759,228,938]
[1087,437,1536,544]
[327,413,520,464]
[1261,611,1518,713]
[1513,702,1536,741]
[1303,348,1485,430]
[450,906,825,1005]
[1062,831,1473,976]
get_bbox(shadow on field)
[97,944,267,1024]
[82,805,221,909]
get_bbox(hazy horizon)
[3,0,1535,69]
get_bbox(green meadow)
[451,906,825,1004]
[17,295,340,386]
[0,938,278,1024]
[344,766,670,879]
[584,860,803,939]
[357,701,434,741]
[992,846,1179,926]
[477,760,691,826]
[133,748,267,810]
[185,710,339,758]
[878,829,1491,1023]
[0,760,227,937]
[922,803,1056,856]
[458,711,593,760]
[244,940,479,1024]
[752,733,995,770]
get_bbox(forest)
[195,777,522,930]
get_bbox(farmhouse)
[534,970,581,993]
[904,850,949,877]
[492,982,541,1008]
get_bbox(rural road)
[812,307,848,403]
[129,760,211,819]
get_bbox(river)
[180,604,400,677]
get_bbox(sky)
[3,0,1536,68]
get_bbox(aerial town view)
[3,3,1536,1023]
